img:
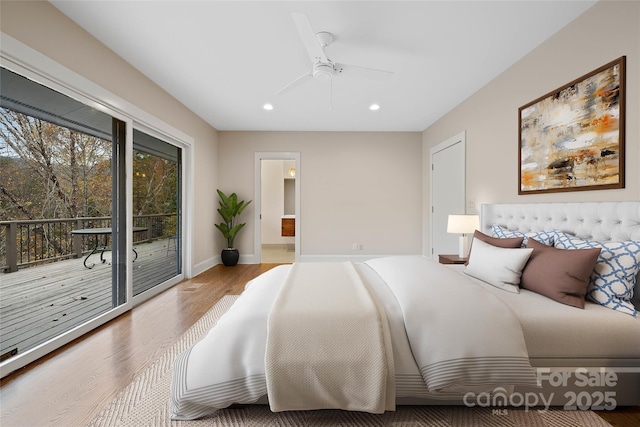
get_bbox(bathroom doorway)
[254,153,300,263]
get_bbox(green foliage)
[214,189,252,248]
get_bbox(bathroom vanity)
[281,216,295,237]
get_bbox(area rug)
[88,295,611,427]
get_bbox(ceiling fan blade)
[275,70,313,95]
[292,13,328,63]
[329,78,333,112]
[334,63,393,81]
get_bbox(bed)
[171,202,640,420]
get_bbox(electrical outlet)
[357,243,364,251]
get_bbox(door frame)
[254,152,301,263]
[429,131,466,260]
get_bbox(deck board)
[0,238,179,359]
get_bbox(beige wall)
[422,0,639,254]
[1,1,220,272]
[219,132,423,259]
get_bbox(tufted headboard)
[481,202,640,242]
[481,201,640,309]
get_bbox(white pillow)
[464,238,533,293]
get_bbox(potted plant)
[215,189,252,266]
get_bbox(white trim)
[254,152,301,264]
[429,131,466,260]
[0,33,194,376]
[193,256,219,277]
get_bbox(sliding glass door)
[131,129,181,296]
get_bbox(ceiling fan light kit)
[313,62,334,80]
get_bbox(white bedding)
[365,256,537,393]
[448,264,640,362]
[171,257,538,420]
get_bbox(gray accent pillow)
[521,238,601,309]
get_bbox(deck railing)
[0,214,177,273]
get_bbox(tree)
[132,150,178,217]
[0,107,112,220]
[0,107,180,265]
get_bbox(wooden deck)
[0,238,179,360]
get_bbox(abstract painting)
[519,56,625,194]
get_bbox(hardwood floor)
[0,263,637,427]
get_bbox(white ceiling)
[50,1,596,132]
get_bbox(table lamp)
[447,214,480,258]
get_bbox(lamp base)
[458,235,470,259]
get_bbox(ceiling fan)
[275,13,394,98]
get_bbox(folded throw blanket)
[265,261,395,413]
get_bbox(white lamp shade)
[447,214,479,258]
[447,214,480,234]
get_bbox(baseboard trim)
[192,256,218,277]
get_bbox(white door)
[430,132,466,259]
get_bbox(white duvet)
[171,256,537,420]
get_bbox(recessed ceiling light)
[263,103,274,111]
[369,103,380,111]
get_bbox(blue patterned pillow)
[491,225,555,247]
[554,231,639,316]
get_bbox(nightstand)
[438,254,467,265]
